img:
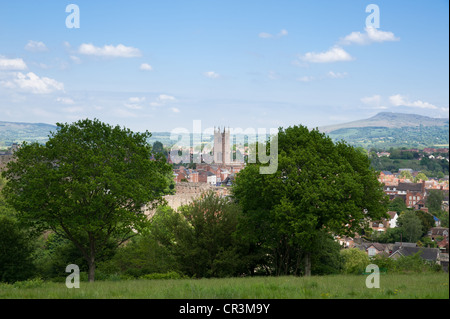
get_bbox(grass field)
[0,273,448,299]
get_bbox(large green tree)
[232,125,388,276]
[1,119,171,282]
[426,189,445,213]
[397,211,423,243]
[175,191,246,278]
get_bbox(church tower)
[214,127,231,165]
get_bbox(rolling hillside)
[319,112,449,133]
[1,112,449,150]
[0,121,57,148]
[318,112,449,149]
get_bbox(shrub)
[370,252,442,274]
[139,271,185,280]
[0,216,36,283]
[12,277,44,289]
[340,248,370,274]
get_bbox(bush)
[370,252,442,274]
[12,277,44,289]
[96,232,181,279]
[393,253,440,273]
[139,271,185,280]
[340,248,370,274]
[0,216,36,283]
[32,233,87,280]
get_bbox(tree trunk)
[304,252,311,277]
[88,233,96,282]
[88,258,95,282]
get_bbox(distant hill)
[319,112,449,149]
[319,112,449,133]
[0,121,57,147]
[1,112,449,150]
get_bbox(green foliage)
[340,248,370,274]
[1,118,172,281]
[97,231,180,278]
[417,237,437,248]
[33,233,87,280]
[369,150,449,178]
[98,195,249,279]
[368,227,403,244]
[10,277,44,289]
[397,211,424,242]
[139,271,185,280]
[369,253,441,274]
[399,170,414,181]
[427,190,445,213]
[388,197,407,214]
[415,210,436,235]
[435,210,449,228]
[233,125,388,276]
[175,192,247,278]
[310,232,344,275]
[414,172,428,183]
[393,253,441,273]
[327,125,449,150]
[0,215,36,283]
[0,274,448,299]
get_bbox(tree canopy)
[1,119,172,281]
[232,125,388,276]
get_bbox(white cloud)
[150,94,177,107]
[278,29,288,37]
[70,56,82,64]
[299,46,353,63]
[114,108,138,118]
[171,107,180,113]
[125,97,146,110]
[129,97,146,103]
[259,29,288,39]
[361,95,382,105]
[140,63,153,71]
[158,94,176,101]
[56,97,75,105]
[389,94,438,109]
[149,94,176,107]
[124,103,143,110]
[360,94,387,109]
[0,57,27,70]
[258,32,273,39]
[1,72,64,94]
[297,76,314,82]
[327,71,348,79]
[63,106,84,113]
[203,71,220,79]
[341,27,399,45]
[78,43,141,58]
[25,40,48,52]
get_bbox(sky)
[0,0,449,133]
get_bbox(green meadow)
[0,273,448,299]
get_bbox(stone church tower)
[214,127,231,165]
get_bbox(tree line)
[0,119,441,283]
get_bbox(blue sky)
[0,0,448,133]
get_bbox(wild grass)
[0,273,448,299]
